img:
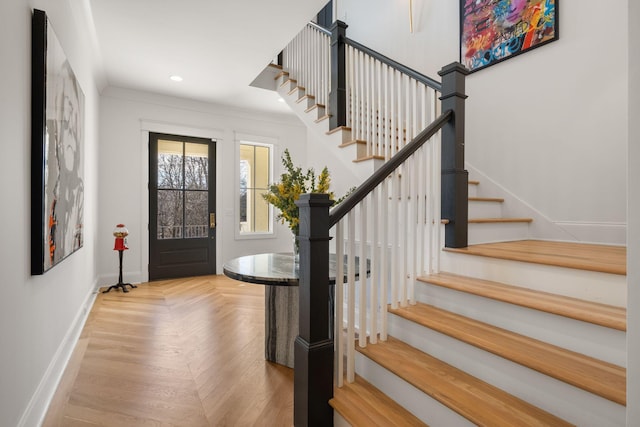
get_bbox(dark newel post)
[438,62,469,248]
[329,20,347,130]
[294,194,334,427]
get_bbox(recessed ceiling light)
[170,75,183,82]
[277,97,285,103]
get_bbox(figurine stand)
[102,250,137,293]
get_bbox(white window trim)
[234,133,277,240]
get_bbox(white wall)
[337,0,628,244]
[0,1,100,426]
[98,87,308,284]
[627,0,639,423]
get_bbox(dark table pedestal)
[265,285,299,368]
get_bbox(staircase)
[333,239,627,426]
[263,20,627,427]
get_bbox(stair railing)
[331,111,450,386]
[294,62,468,426]
[343,37,442,160]
[281,21,443,162]
[281,22,331,110]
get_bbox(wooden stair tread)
[469,180,480,185]
[444,240,627,275]
[326,126,351,135]
[469,217,533,223]
[388,303,626,405]
[330,375,427,427]
[358,336,573,427]
[418,272,626,331]
[339,139,367,148]
[353,155,386,163]
[469,196,504,202]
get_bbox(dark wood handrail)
[344,37,442,92]
[329,109,453,227]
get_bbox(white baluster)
[400,162,408,307]
[390,170,399,308]
[358,199,367,348]
[335,221,344,387]
[408,154,417,305]
[347,211,356,383]
[380,178,389,340]
[370,187,378,344]
[417,145,426,277]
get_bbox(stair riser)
[386,315,626,427]
[333,412,352,427]
[440,251,627,306]
[414,282,626,366]
[354,352,475,427]
[468,184,478,198]
[296,96,315,109]
[468,221,530,244]
[468,200,503,218]
[305,105,326,120]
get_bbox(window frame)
[234,135,276,240]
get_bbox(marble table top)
[223,252,367,287]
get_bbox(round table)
[223,252,365,368]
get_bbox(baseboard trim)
[17,281,99,427]
[553,221,626,246]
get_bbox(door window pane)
[185,191,208,238]
[239,143,272,234]
[157,190,183,239]
[185,142,208,190]
[158,140,184,189]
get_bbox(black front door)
[149,132,216,280]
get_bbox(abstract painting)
[460,0,558,72]
[32,9,85,274]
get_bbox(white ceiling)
[88,0,329,114]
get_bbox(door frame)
[139,121,224,283]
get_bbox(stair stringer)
[383,314,625,427]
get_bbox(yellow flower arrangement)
[263,149,341,237]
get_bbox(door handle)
[210,213,216,229]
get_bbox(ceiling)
[88,0,329,115]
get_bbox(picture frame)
[31,9,85,275]
[460,0,559,73]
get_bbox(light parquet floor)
[43,275,294,427]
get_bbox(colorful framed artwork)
[31,9,85,275]
[460,0,559,73]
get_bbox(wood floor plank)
[389,303,626,405]
[444,240,626,275]
[419,272,627,330]
[43,275,294,426]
